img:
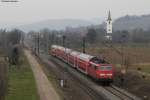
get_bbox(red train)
[50,45,113,83]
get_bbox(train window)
[90,57,108,64]
[99,66,112,70]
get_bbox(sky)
[0,0,150,25]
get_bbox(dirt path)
[24,50,61,100]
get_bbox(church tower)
[106,10,112,34]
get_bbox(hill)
[113,14,150,31]
[15,19,94,32]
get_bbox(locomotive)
[50,45,113,83]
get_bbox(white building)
[106,11,112,34]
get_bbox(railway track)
[40,54,105,100]
[40,54,141,100]
[104,85,140,100]
[50,57,105,100]
[112,85,141,100]
[70,76,104,100]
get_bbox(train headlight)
[100,74,105,76]
[107,74,112,76]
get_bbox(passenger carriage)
[50,45,113,83]
[68,51,81,68]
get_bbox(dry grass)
[77,47,150,74]
[83,47,150,64]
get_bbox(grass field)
[131,64,150,74]
[5,51,39,100]
[77,47,150,74]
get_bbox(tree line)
[0,29,24,65]
[26,27,150,51]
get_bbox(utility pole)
[62,35,66,87]
[46,33,49,54]
[34,34,37,54]
[37,33,40,55]
[82,37,86,53]
[62,35,66,47]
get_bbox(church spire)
[107,10,112,21]
[106,10,112,34]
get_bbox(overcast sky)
[0,0,150,24]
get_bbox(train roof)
[51,45,65,51]
[70,51,81,56]
[52,45,72,53]
[51,45,94,61]
[51,45,61,48]
[78,53,94,62]
[65,48,72,54]
[51,45,57,48]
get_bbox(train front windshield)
[90,57,108,64]
[99,66,112,71]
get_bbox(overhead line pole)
[82,37,86,53]
[37,33,40,55]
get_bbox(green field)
[5,51,39,100]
